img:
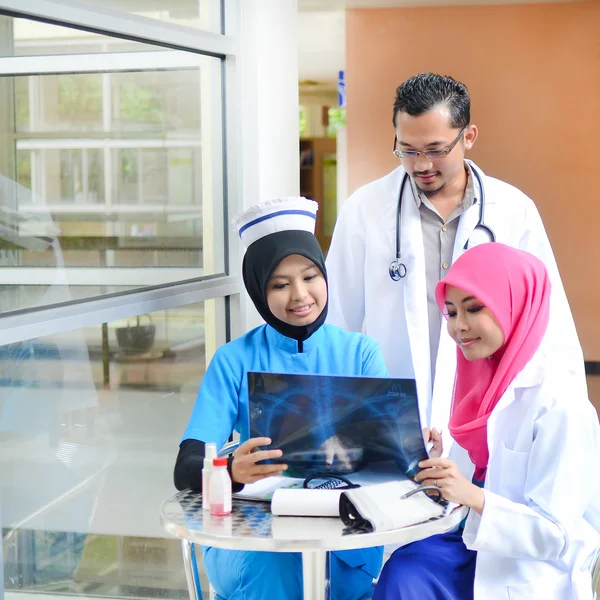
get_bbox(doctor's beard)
[412,171,445,197]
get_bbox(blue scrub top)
[182,323,388,449]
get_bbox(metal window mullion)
[0,274,242,345]
[137,147,143,206]
[0,268,212,285]
[16,204,203,214]
[28,75,37,130]
[104,145,112,215]
[40,141,47,201]
[102,72,111,131]
[17,139,202,150]
[0,0,235,57]
[17,139,204,149]
[29,149,37,198]
[81,147,88,205]
[222,0,243,341]
[0,51,208,76]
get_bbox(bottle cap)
[213,457,228,467]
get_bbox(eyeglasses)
[393,126,467,160]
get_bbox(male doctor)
[326,72,585,461]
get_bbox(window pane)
[113,148,201,207]
[0,300,223,599]
[78,0,222,34]
[4,17,168,57]
[115,148,140,204]
[16,149,32,191]
[112,70,201,133]
[2,5,221,59]
[0,18,224,310]
[14,76,30,130]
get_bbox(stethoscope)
[389,167,496,281]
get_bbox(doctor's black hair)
[392,73,470,130]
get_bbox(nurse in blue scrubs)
[173,197,388,600]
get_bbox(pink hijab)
[435,243,551,479]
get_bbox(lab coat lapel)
[493,349,546,414]
[400,174,433,425]
[433,164,486,435]
[382,168,405,253]
[431,323,457,435]
[453,200,480,261]
[453,162,488,255]
[431,204,479,435]
[486,349,547,464]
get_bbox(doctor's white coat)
[463,347,600,598]
[326,162,586,451]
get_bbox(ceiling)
[298,10,345,89]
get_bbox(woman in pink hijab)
[375,243,600,600]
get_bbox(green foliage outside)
[327,107,346,138]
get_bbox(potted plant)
[116,314,156,355]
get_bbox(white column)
[226,0,300,337]
[336,125,348,211]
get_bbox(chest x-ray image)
[248,373,428,480]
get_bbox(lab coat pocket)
[497,443,529,502]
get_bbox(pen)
[426,429,443,453]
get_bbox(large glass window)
[1,300,223,599]
[3,19,165,57]
[0,16,225,313]
[78,0,222,34]
[0,5,239,600]
[2,1,222,60]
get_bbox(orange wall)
[346,1,600,359]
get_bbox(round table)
[161,490,468,600]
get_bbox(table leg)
[0,492,4,600]
[302,550,330,600]
[181,539,200,600]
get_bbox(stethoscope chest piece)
[389,167,494,282]
[389,260,407,281]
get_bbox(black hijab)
[242,230,328,346]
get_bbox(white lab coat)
[326,161,586,462]
[463,346,600,599]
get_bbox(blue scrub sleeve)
[360,336,389,378]
[181,345,243,451]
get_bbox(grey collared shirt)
[409,164,476,384]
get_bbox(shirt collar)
[265,322,324,354]
[409,162,477,210]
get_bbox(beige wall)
[346,1,600,359]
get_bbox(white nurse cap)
[231,197,319,249]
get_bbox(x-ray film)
[248,373,428,480]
